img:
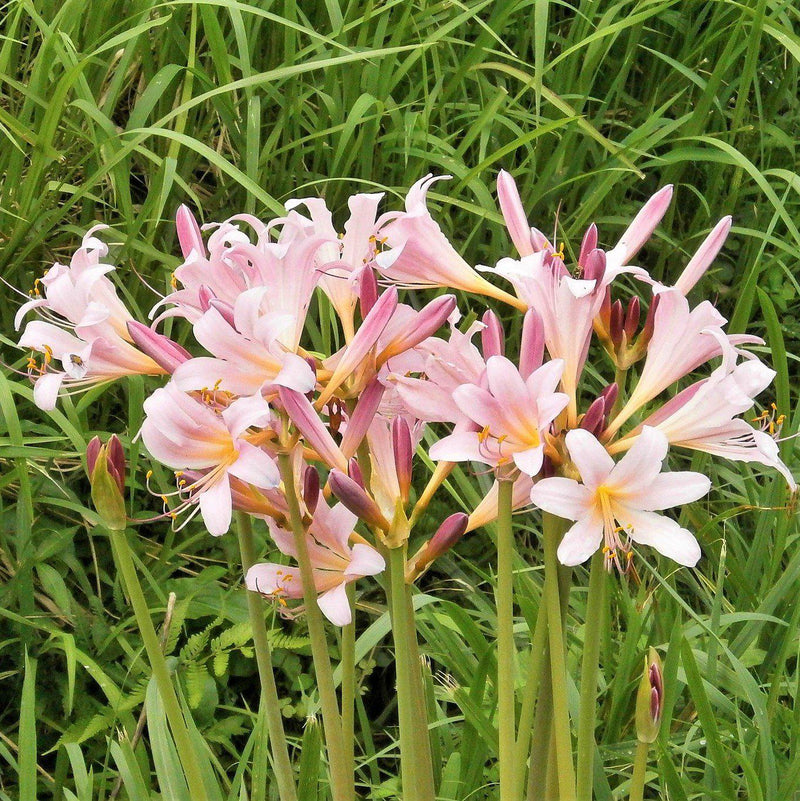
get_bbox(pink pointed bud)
[392,416,413,505]
[481,310,505,358]
[636,648,664,744]
[328,469,389,530]
[278,387,348,472]
[318,286,398,408]
[377,294,457,365]
[580,396,606,435]
[611,185,673,266]
[303,466,320,514]
[126,321,191,374]
[519,308,545,378]
[359,267,379,317]
[347,457,365,489]
[624,296,640,339]
[198,285,215,312]
[610,300,624,346]
[87,435,127,530]
[582,248,606,283]
[579,223,598,265]
[497,170,534,257]
[176,204,204,259]
[640,293,661,344]
[600,382,619,410]
[674,216,732,295]
[428,512,469,560]
[340,378,385,458]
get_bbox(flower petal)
[317,582,351,626]
[530,477,593,520]
[623,508,701,567]
[564,429,614,489]
[557,513,604,566]
[199,473,232,536]
[631,471,711,511]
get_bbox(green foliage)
[1,0,799,799]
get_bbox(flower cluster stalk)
[542,512,576,801]
[628,740,651,801]
[108,527,209,801]
[576,550,607,800]
[236,512,297,801]
[277,452,353,801]
[496,478,518,798]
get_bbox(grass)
[1,0,799,798]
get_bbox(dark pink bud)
[610,300,624,346]
[624,296,640,339]
[600,382,619,410]
[519,309,545,378]
[579,223,598,265]
[427,512,468,561]
[303,466,320,514]
[481,310,505,358]
[340,378,385,458]
[649,686,660,722]
[347,458,365,489]
[126,321,191,374]
[106,435,126,495]
[359,267,379,317]
[582,248,606,283]
[328,469,389,530]
[641,293,660,343]
[580,397,606,435]
[392,417,413,505]
[378,294,457,364]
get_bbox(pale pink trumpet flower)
[15,227,167,409]
[140,383,280,536]
[245,499,385,626]
[531,427,710,569]
[375,174,525,309]
[610,330,795,489]
[429,355,568,477]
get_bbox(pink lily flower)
[15,227,166,409]
[611,331,796,489]
[171,284,317,397]
[375,174,525,309]
[531,427,710,569]
[245,499,385,626]
[283,193,386,337]
[429,355,568,477]
[604,290,760,437]
[140,383,279,536]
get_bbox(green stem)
[109,528,209,801]
[576,550,607,801]
[341,583,356,783]
[403,576,436,799]
[542,513,576,801]
[515,595,548,798]
[236,512,297,801]
[526,652,553,801]
[496,478,518,800]
[277,453,353,801]
[628,740,650,801]
[388,546,430,801]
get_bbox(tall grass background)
[0,1,799,798]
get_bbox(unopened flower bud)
[88,436,127,530]
[359,267,379,317]
[126,321,191,374]
[610,299,624,347]
[392,417,413,505]
[481,310,505,358]
[347,457,365,489]
[176,204,204,259]
[329,469,389,530]
[581,248,606,283]
[635,647,663,743]
[600,382,619,411]
[406,512,469,581]
[303,466,320,514]
[580,397,606,435]
[624,296,640,339]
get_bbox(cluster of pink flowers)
[14,172,795,622]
